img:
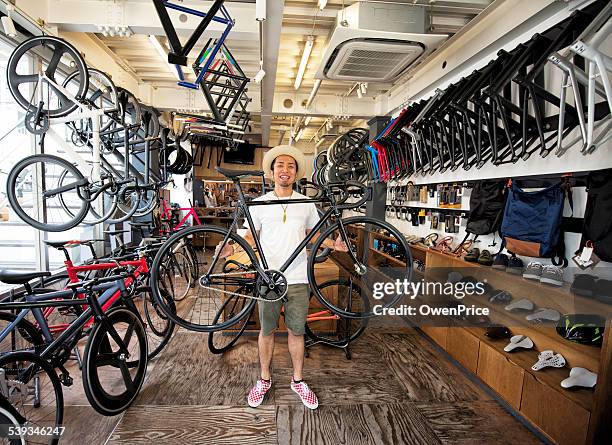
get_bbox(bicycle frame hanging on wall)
[151,0,233,88]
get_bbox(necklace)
[273,191,292,223]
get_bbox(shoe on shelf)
[291,379,319,409]
[506,255,524,275]
[593,279,612,305]
[540,265,564,286]
[477,250,493,266]
[464,247,480,262]
[492,253,508,270]
[247,378,272,408]
[570,274,597,297]
[523,261,543,280]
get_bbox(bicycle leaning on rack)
[149,167,413,334]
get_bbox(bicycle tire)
[0,351,64,445]
[142,288,176,360]
[150,225,259,332]
[7,35,88,118]
[6,154,90,232]
[207,290,255,354]
[0,312,44,355]
[307,216,412,319]
[304,279,368,346]
[82,307,148,416]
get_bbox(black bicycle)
[150,167,412,333]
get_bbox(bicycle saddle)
[216,166,264,179]
[505,298,534,311]
[44,239,103,248]
[526,308,561,322]
[503,334,534,352]
[0,270,50,285]
[560,367,597,389]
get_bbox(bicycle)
[41,239,175,361]
[149,167,412,334]
[0,270,148,439]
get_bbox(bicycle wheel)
[57,170,119,225]
[6,154,89,232]
[0,313,43,355]
[0,351,64,445]
[162,249,194,302]
[305,279,368,346]
[81,307,148,416]
[106,187,141,224]
[7,35,88,118]
[150,226,258,332]
[141,289,176,360]
[207,289,255,354]
[307,216,412,318]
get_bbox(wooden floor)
[59,328,544,445]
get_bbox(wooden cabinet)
[446,327,479,373]
[477,343,525,409]
[521,372,590,445]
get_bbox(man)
[218,145,346,410]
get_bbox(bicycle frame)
[41,243,148,334]
[0,280,125,357]
[152,0,233,88]
[207,179,370,290]
[160,198,202,232]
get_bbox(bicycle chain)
[200,271,288,302]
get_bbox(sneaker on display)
[523,261,543,280]
[291,379,319,409]
[506,255,524,275]
[593,279,612,305]
[492,253,509,270]
[570,274,597,297]
[540,265,564,286]
[247,378,272,408]
[477,249,494,266]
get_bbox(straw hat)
[261,144,306,179]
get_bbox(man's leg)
[258,330,275,380]
[284,284,319,409]
[287,329,304,381]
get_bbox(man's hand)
[333,235,349,252]
[215,241,234,258]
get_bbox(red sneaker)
[247,378,272,408]
[291,379,319,409]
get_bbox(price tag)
[580,245,593,263]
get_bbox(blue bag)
[500,182,567,265]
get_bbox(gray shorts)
[258,284,310,336]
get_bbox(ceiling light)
[254,68,266,83]
[149,35,182,81]
[1,5,17,38]
[318,0,328,10]
[294,36,314,90]
[256,0,266,21]
[357,87,363,99]
[295,128,304,142]
[304,116,312,126]
[326,119,333,131]
[305,79,322,109]
[360,82,367,95]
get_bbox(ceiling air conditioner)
[315,2,448,83]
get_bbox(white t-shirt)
[246,190,320,284]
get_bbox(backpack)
[466,180,507,235]
[500,182,568,266]
[580,169,612,262]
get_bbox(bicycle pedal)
[60,374,73,387]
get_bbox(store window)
[0,38,37,288]
[0,38,95,290]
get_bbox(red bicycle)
[42,239,176,360]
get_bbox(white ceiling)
[15,0,494,146]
